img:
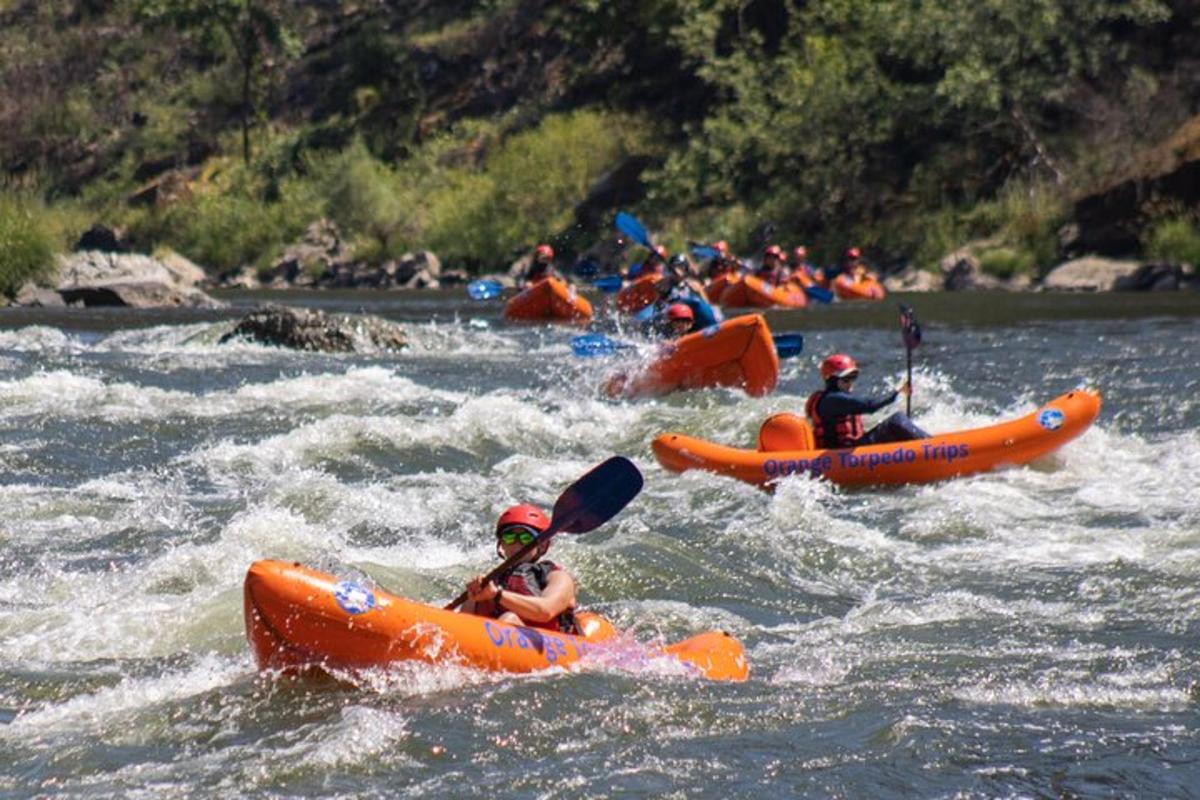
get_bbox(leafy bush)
[1145,216,1200,266]
[978,247,1035,279]
[0,192,58,296]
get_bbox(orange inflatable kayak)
[503,277,593,325]
[832,272,885,301]
[244,560,748,682]
[704,271,737,304]
[652,388,1101,488]
[719,276,807,309]
[616,274,663,313]
[604,315,780,398]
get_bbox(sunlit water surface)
[1,290,1198,798]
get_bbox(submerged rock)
[218,305,407,352]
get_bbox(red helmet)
[792,246,807,260]
[534,244,554,261]
[666,303,694,322]
[820,353,859,381]
[714,240,730,254]
[846,246,861,260]
[495,504,550,537]
[763,245,785,261]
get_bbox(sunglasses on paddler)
[497,526,539,545]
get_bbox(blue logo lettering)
[1037,408,1065,431]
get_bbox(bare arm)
[494,570,576,624]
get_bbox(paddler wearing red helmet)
[523,243,561,285]
[461,504,580,634]
[805,353,929,448]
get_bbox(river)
[1,290,1198,798]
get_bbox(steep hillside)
[2,0,1199,284]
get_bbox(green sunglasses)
[498,527,538,545]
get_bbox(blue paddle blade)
[592,275,624,293]
[549,456,644,534]
[690,243,719,260]
[467,279,503,300]
[614,211,653,249]
[571,333,631,357]
[574,258,599,280]
[772,333,805,359]
[804,285,834,304]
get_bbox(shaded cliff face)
[1072,117,1200,256]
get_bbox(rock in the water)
[1041,257,1142,291]
[218,306,407,353]
[1112,262,1193,291]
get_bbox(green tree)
[133,0,301,164]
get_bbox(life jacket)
[484,560,580,635]
[805,390,864,449]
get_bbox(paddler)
[626,244,668,280]
[806,353,929,448]
[654,302,698,338]
[461,504,581,634]
[522,243,560,285]
[755,245,789,286]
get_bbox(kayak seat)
[756,413,815,452]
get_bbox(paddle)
[772,333,804,358]
[571,333,635,357]
[615,211,654,250]
[571,331,804,359]
[445,456,644,610]
[689,243,719,260]
[899,303,922,415]
[467,279,503,301]
[803,284,834,304]
[592,275,624,293]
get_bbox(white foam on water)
[954,675,1191,711]
[2,653,247,739]
[0,366,464,422]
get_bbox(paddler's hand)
[898,380,911,396]
[467,576,499,603]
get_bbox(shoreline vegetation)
[3,1,1199,303]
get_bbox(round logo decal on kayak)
[1037,408,1065,431]
[333,580,376,615]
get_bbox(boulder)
[439,268,469,286]
[883,267,941,292]
[52,251,222,308]
[1041,257,1142,291]
[1112,262,1193,292]
[128,168,195,209]
[403,268,440,289]
[13,282,66,307]
[155,249,207,287]
[74,224,129,253]
[218,305,407,352]
[264,219,348,287]
[940,248,1008,291]
[58,281,218,308]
